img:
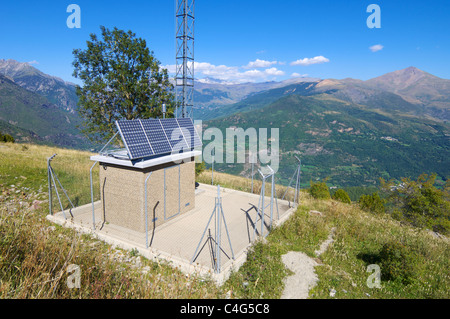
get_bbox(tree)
[309,180,331,200]
[332,189,351,204]
[72,26,175,143]
[381,174,450,234]
[359,192,385,215]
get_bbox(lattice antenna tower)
[175,0,195,119]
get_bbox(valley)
[1,60,448,188]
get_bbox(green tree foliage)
[382,174,450,234]
[309,180,331,200]
[0,132,15,143]
[342,186,380,202]
[332,189,351,204]
[359,192,385,214]
[72,26,175,143]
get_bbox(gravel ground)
[280,251,320,299]
[280,223,336,299]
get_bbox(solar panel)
[115,118,202,160]
[116,120,154,160]
[160,118,189,152]
[140,119,173,155]
[176,118,202,148]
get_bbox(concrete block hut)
[90,118,201,233]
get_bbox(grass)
[0,142,100,209]
[0,142,222,298]
[0,198,222,298]
[1,142,449,299]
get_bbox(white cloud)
[244,59,278,69]
[163,61,286,83]
[291,72,308,78]
[290,56,330,66]
[369,44,384,52]
[264,67,285,76]
[27,60,39,65]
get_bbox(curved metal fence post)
[49,167,66,219]
[90,161,98,230]
[144,172,153,248]
[50,166,75,210]
[47,154,57,215]
[48,165,52,215]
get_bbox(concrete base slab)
[47,183,296,285]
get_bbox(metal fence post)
[48,165,52,215]
[47,154,57,215]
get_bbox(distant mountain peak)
[393,66,428,78]
[0,59,39,77]
[365,66,436,92]
[0,58,71,85]
[403,66,422,72]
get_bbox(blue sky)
[1,0,449,85]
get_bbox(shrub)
[332,189,351,204]
[359,192,385,214]
[309,180,331,200]
[0,132,15,143]
[379,241,417,285]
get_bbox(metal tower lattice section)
[175,0,195,119]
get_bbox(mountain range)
[0,59,78,113]
[0,59,448,188]
[0,60,90,149]
[196,67,450,122]
[202,67,449,187]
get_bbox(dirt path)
[280,226,336,299]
